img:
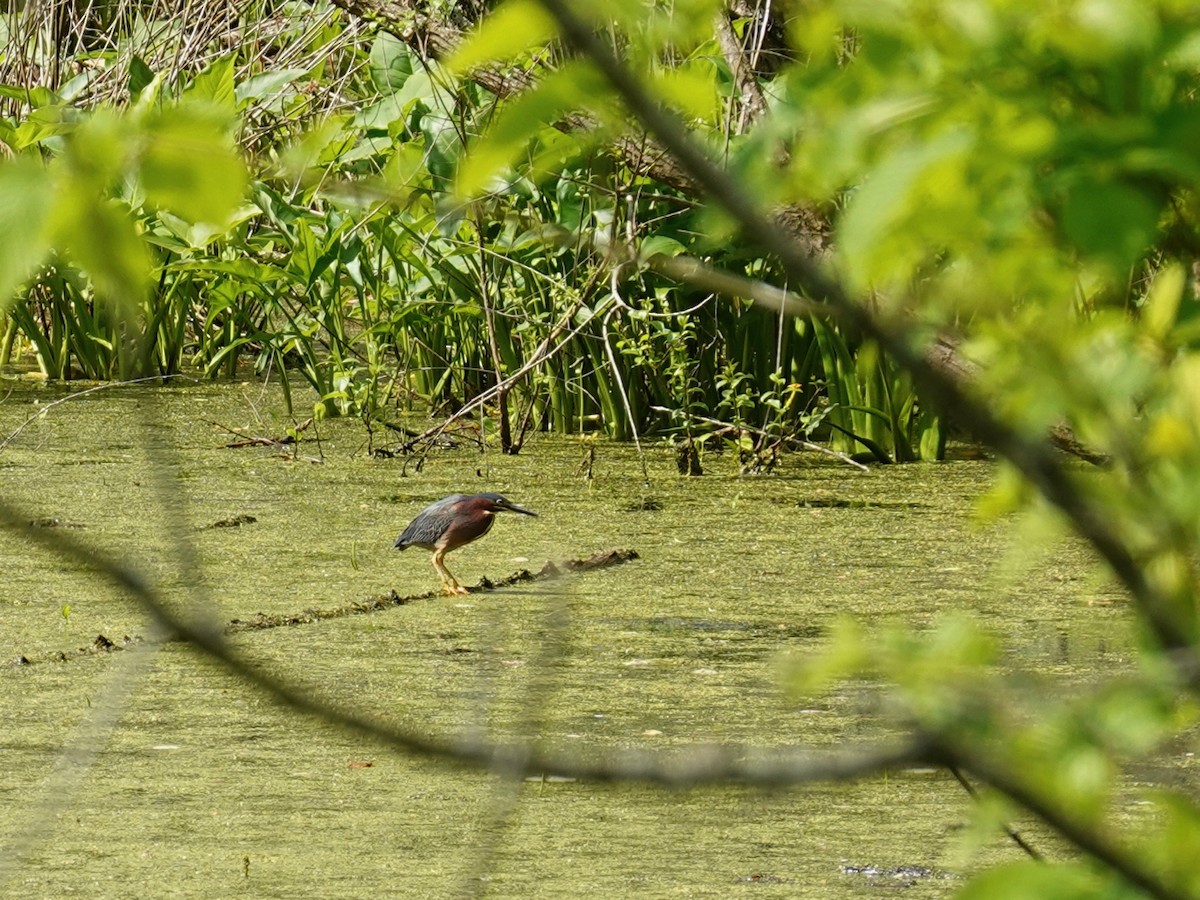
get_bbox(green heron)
[394,493,537,595]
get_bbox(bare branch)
[0,495,932,788]
[713,10,766,128]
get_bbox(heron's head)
[477,493,537,517]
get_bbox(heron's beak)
[498,499,537,516]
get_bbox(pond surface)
[0,378,1144,897]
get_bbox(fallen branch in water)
[210,417,314,449]
[227,548,639,632]
[9,548,640,665]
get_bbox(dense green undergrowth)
[0,1,932,463]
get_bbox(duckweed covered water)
[0,380,1140,897]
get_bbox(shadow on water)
[0,379,1142,897]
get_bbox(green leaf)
[235,69,308,105]
[59,71,95,103]
[1061,179,1159,272]
[1147,790,1200,892]
[1142,263,1185,340]
[779,617,870,697]
[836,130,971,290]
[128,56,156,98]
[369,32,413,92]
[353,95,408,132]
[0,84,57,108]
[12,105,80,149]
[446,0,558,74]
[62,108,127,186]
[639,236,687,260]
[0,158,54,308]
[140,103,247,225]
[384,143,431,193]
[54,196,150,309]
[156,204,259,250]
[957,861,1122,900]
[278,115,357,173]
[653,65,720,123]
[182,55,236,108]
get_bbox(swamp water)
[0,380,1148,897]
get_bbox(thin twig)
[0,374,200,453]
[948,765,1043,861]
[650,407,870,471]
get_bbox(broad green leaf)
[182,55,236,108]
[53,196,150,309]
[556,175,584,230]
[0,158,54,307]
[1041,0,1159,63]
[1167,30,1200,69]
[369,32,413,92]
[1142,263,1185,339]
[639,236,686,260]
[235,69,308,105]
[791,6,843,65]
[653,65,720,123]
[1061,180,1159,273]
[916,404,943,460]
[385,143,431,192]
[0,84,57,107]
[156,204,259,250]
[446,0,557,74]
[527,126,594,181]
[779,617,870,697]
[422,113,462,186]
[837,130,971,290]
[140,103,247,225]
[166,256,283,281]
[353,95,408,132]
[59,71,95,103]
[1146,790,1200,893]
[128,56,156,98]
[957,861,1120,900]
[278,115,357,173]
[63,109,128,185]
[12,105,80,149]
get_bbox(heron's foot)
[443,582,470,596]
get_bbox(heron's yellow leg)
[433,549,468,595]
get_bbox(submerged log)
[10,549,641,665]
[926,337,1110,467]
[234,548,640,629]
[228,548,640,631]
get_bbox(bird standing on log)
[394,493,537,595]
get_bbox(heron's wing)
[394,494,469,549]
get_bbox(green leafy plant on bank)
[0,4,935,458]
